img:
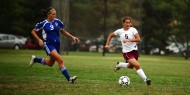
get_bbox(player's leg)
[127,50,151,85]
[44,57,56,66]
[128,59,146,79]
[50,50,69,80]
[29,55,45,67]
[29,42,55,67]
[29,55,56,68]
[115,53,134,72]
[50,50,77,83]
[128,59,151,85]
[116,62,134,68]
[115,62,133,72]
[116,62,128,68]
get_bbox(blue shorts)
[43,40,60,55]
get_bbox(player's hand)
[123,39,131,43]
[38,39,44,47]
[73,37,80,43]
[105,45,109,49]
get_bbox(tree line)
[0,0,189,59]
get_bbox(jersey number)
[125,34,128,39]
[50,25,54,30]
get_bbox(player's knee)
[46,60,55,67]
[49,63,54,67]
[135,66,141,70]
[129,67,134,69]
[127,65,134,69]
[46,61,54,67]
[57,58,63,64]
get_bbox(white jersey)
[114,27,138,53]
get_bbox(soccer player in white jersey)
[105,16,151,85]
[29,7,79,83]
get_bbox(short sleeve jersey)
[35,18,64,42]
[114,27,138,53]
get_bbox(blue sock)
[60,67,70,81]
[34,57,45,64]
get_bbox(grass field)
[0,49,190,95]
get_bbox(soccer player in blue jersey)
[29,7,79,83]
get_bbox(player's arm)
[31,28,43,47]
[61,29,80,43]
[123,33,140,43]
[105,32,116,49]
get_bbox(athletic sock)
[118,62,128,68]
[34,57,45,64]
[136,69,147,82]
[60,67,70,81]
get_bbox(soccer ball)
[118,76,130,86]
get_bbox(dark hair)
[122,16,132,23]
[41,7,55,17]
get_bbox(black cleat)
[145,78,151,86]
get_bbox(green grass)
[0,49,190,95]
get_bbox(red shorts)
[123,50,139,62]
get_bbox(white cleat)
[69,76,77,83]
[114,62,121,72]
[29,55,36,68]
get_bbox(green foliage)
[141,0,190,56]
[0,0,51,36]
[70,0,141,38]
[0,0,189,56]
[0,50,190,95]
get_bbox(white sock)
[118,62,128,68]
[136,69,147,82]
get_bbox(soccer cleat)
[145,78,151,86]
[115,62,121,72]
[29,55,36,67]
[69,76,77,83]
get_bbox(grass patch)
[0,49,190,95]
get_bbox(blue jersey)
[35,18,64,55]
[35,18,65,42]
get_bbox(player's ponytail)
[41,9,47,17]
[41,7,55,17]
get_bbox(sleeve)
[35,22,43,31]
[132,27,138,35]
[57,19,65,29]
[113,29,121,36]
